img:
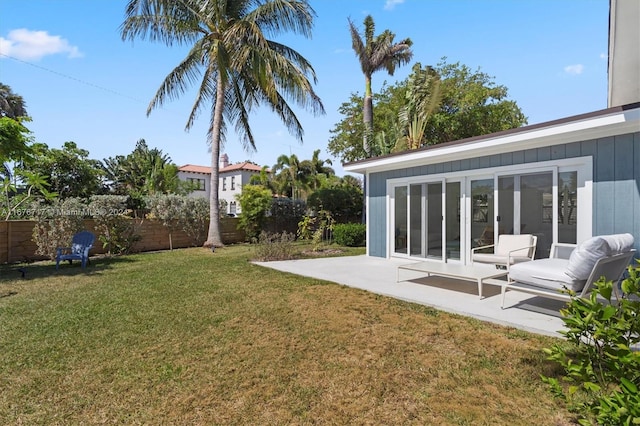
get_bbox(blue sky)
[0,0,609,177]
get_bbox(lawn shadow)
[0,255,138,283]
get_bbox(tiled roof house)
[178,154,267,215]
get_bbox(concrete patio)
[255,255,567,338]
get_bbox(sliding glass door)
[470,178,495,249]
[393,180,446,260]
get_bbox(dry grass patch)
[0,246,572,424]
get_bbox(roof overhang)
[344,103,640,175]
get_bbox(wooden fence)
[0,218,246,264]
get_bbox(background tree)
[395,63,441,151]
[104,139,180,199]
[299,149,334,191]
[424,59,527,144]
[0,83,33,173]
[273,153,304,199]
[249,165,276,194]
[328,60,527,163]
[0,83,55,217]
[19,141,104,199]
[0,82,28,120]
[348,15,413,157]
[236,185,273,241]
[121,0,325,249]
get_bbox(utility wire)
[0,52,147,104]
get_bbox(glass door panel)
[558,171,577,244]
[409,184,423,256]
[445,182,461,260]
[394,186,408,254]
[520,172,553,258]
[426,183,443,258]
[498,176,515,235]
[471,179,494,249]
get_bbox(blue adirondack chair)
[56,231,95,270]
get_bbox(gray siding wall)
[368,132,640,257]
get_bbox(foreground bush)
[333,223,366,247]
[542,261,640,425]
[253,231,296,261]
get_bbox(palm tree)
[273,153,303,199]
[121,0,325,247]
[248,165,275,193]
[299,149,333,191]
[395,63,442,152]
[0,83,28,120]
[348,15,413,157]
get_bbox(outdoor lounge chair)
[471,234,537,271]
[501,233,636,308]
[55,230,95,270]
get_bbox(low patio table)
[397,261,508,299]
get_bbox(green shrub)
[253,231,296,261]
[31,198,87,259]
[237,185,272,241]
[181,197,209,246]
[89,195,140,255]
[333,223,366,247]
[541,261,640,425]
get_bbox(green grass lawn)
[0,245,572,425]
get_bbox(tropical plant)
[395,63,441,152]
[121,0,325,249]
[348,15,413,157]
[249,165,276,194]
[299,149,334,191]
[1,170,56,220]
[103,139,180,197]
[273,153,309,199]
[542,262,640,425]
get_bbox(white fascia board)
[344,107,640,174]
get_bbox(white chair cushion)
[509,258,586,292]
[566,236,611,281]
[496,234,533,257]
[473,253,532,265]
[600,233,634,254]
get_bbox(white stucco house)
[178,154,266,216]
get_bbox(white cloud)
[0,28,82,61]
[384,0,405,11]
[599,52,607,60]
[564,64,584,75]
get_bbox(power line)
[0,52,147,104]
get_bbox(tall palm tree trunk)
[363,75,374,156]
[204,74,226,248]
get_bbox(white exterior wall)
[219,169,260,215]
[178,171,210,199]
[179,167,260,215]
